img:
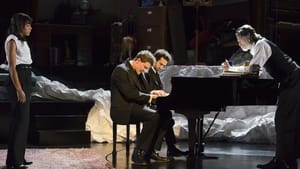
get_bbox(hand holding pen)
[221,59,232,71]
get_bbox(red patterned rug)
[0,148,114,169]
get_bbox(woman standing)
[5,13,33,169]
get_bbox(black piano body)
[157,76,278,156]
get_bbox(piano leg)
[187,118,197,154]
[196,116,204,154]
[186,113,218,159]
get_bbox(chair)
[112,122,141,167]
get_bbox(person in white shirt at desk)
[234,24,300,169]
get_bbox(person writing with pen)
[222,47,252,68]
[228,24,300,169]
[221,48,252,72]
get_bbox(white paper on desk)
[227,66,248,73]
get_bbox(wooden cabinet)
[266,0,300,64]
[31,24,94,71]
[136,6,169,52]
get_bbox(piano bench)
[112,122,141,166]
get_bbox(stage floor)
[91,140,286,169]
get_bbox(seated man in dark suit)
[140,49,189,157]
[110,50,171,165]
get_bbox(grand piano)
[157,75,278,157]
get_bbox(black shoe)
[23,160,32,165]
[167,147,189,157]
[6,164,28,169]
[131,148,151,166]
[257,157,297,169]
[150,151,172,163]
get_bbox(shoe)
[257,157,297,169]
[150,151,172,163]
[131,148,150,165]
[167,147,189,157]
[6,164,28,169]
[23,160,33,165]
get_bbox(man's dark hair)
[154,49,173,65]
[135,50,155,66]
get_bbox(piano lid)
[157,76,278,112]
[157,76,235,111]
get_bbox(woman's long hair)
[7,12,32,41]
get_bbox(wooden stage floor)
[90,140,292,169]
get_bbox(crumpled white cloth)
[159,65,223,93]
[31,65,276,144]
[32,75,137,143]
[203,106,276,144]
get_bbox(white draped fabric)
[31,65,276,144]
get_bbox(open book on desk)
[221,66,258,78]
[222,71,246,77]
